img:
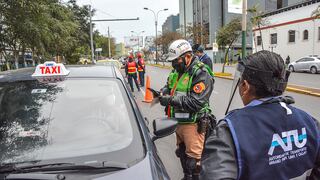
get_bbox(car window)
[296,58,305,63]
[305,58,314,62]
[0,79,137,164]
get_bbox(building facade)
[162,14,180,33]
[179,0,194,36]
[253,0,320,61]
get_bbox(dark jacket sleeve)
[309,118,320,179]
[203,55,213,71]
[170,67,214,113]
[200,120,238,180]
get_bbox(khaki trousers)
[176,123,205,160]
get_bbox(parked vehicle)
[288,56,320,74]
[0,62,176,179]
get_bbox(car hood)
[93,154,166,180]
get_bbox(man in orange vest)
[125,54,140,92]
[136,52,145,87]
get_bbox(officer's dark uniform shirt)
[200,98,320,180]
[161,57,214,113]
[199,54,213,71]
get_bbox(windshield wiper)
[0,162,128,174]
[0,162,74,173]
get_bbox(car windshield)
[0,79,134,164]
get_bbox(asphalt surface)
[157,62,320,89]
[129,65,320,180]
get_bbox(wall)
[254,2,320,61]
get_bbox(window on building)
[257,36,262,46]
[303,30,308,40]
[270,33,277,44]
[288,30,295,43]
[277,0,283,9]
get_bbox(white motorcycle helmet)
[167,39,192,62]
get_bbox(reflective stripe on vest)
[225,103,319,180]
[138,58,145,72]
[128,61,137,74]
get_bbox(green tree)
[94,31,116,58]
[216,18,242,73]
[186,23,209,46]
[311,5,320,19]
[155,31,183,54]
[247,5,268,51]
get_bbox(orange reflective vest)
[127,61,137,74]
[138,58,145,72]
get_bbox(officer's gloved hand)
[159,95,172,106]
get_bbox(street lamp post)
[131,30,145,51]
[143,7,168,64]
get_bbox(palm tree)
[311,5,320,19]
[247,5,268,51]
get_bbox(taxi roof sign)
[32,61,70,79]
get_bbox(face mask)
[172,58,186,73]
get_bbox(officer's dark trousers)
[138,71,145,87]
[128,73,140,92]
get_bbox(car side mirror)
[152,118,178,142]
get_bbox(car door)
[294,58,305,71]
[302,58,314,71]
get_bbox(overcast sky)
[76,0,179,43]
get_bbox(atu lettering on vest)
[268,128,307,165]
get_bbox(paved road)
[130,65,320,179]
[155,62,320,89]
[212,64,320,89]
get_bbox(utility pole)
[143,8,168,64]
[108,26,111,58]
[200,0,203,46]
[89,5,95,63]
[242,0,247,59]
[184,0,187,38]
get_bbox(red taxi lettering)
[40,66,45,74]
[39,66,61,74]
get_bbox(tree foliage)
[186,23,209,46]
[155,31,183,54]
[311,5,320,19]
[247,4,268,51]
[216,18,241,73]
[0,0,112,68]
[94,31,116,58]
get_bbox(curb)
[147,64,320,98]
[147,64,172,69]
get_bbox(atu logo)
[268,128,307,156]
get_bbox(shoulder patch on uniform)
[193,82,206,94]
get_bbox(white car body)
[288,56,320,74]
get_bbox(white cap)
[32,61,70,80]
[167,39,192,62]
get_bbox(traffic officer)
[125,54,140,92]
[192,44,213,71]
[159,39,215,180]
[200,50,320,180]
[136,52,145,87]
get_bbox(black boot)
[192,174,199,180]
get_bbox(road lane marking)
[140,88,146,97]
